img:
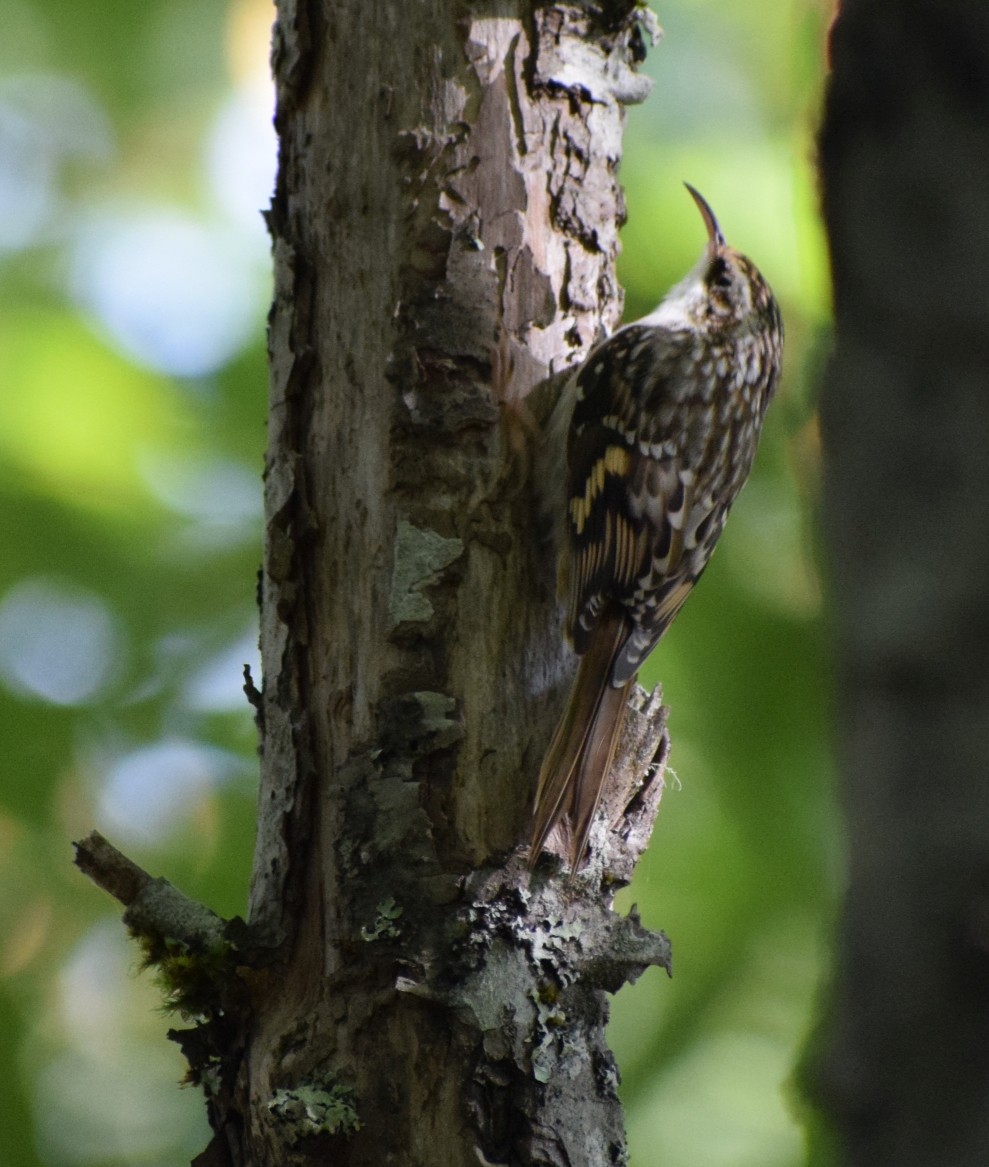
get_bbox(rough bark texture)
[70,3,672,1162]
[812,3,989,1164]
[234,3,669,1165]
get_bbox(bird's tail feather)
[530,612,633,873]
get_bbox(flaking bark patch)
[77,6,672,1166]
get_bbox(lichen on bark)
[77,6,673,1165]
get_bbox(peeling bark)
[76,5,672,1165]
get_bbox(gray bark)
[242,3,669,1165]
[810,3,989,1164]
[73,4,673,1164]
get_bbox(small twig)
[73,830,228,953]
[243,663,264,731]
[73,830,154,907]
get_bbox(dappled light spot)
[0,578,122,705]
[98,737,245,844]
[69,208,265,378]
[0,72,112,253]
[138,450,262,529]
[35,921,208,1165]
[182,628,260,712]
[204,82,277,236]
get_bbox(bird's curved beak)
[684,183,725,252]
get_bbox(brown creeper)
[530,184,784,874]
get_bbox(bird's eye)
[707,258,732,290]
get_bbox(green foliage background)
[0,2,834,1164]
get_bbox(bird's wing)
[563,324,716,678]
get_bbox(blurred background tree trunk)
[813,2,989,1164]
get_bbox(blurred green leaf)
[0,308,183,518]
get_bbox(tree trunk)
[810,3,989,1164]
[77,4,671,1167]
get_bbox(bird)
[530,183,784,874]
